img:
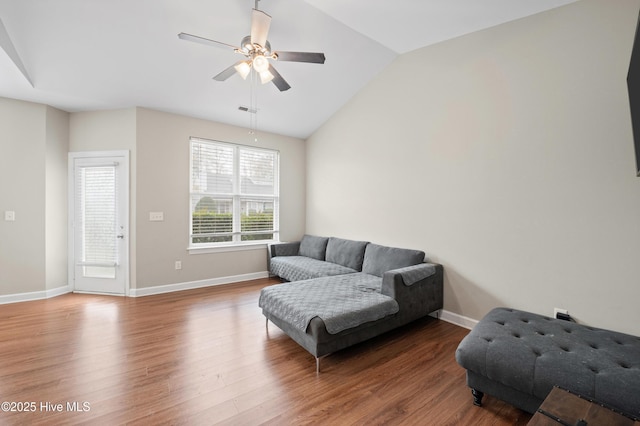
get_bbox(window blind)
[190,138,279,246]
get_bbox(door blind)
[75,164,118,278]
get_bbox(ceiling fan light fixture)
[235,61,251,79]
[259,69,274,84]
[252,54,269,73]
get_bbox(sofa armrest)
[381,263,443,316]
[268,241,301,258]
[386,263,437,286]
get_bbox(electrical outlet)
[554,308,568,319]
[175,261,182,270]
[149,212,164,221]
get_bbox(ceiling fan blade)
[250,9,271,48]
[213,61,245,81]
[267,64,291,92]
[274,51,326,64]
[178,32,238,51]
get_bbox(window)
[190,137,279,247]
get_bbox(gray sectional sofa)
[455,307,640,419]
[260,235,443,372]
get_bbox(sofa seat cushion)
[455,307,640,418]
[270,256,357,282]
[259,273,399,334]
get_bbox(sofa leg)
[315,355,328,374]
[265,318,271,337]
[472,388,484,407]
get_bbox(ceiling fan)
[178,0,326,92]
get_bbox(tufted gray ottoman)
[455,307,640,418]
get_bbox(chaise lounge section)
[260,235,444,372]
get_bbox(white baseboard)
[130,271,270,297]
[0,284,71,305]
[439,309,479,330]
[47,284,72,298]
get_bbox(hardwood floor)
[0,278,531,425]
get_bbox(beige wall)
[306,0,640,335]
[45,106,70,290]
[0,98,46,295]
[135,108,306,288]
[3,101,302,297]
[0,97,68,296]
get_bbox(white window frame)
[188,137,279,252]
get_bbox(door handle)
[117,234,125,239]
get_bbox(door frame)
[67,150,130,296]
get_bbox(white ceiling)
[0,0,577,139]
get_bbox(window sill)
[187,241,277,255]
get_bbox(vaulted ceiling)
[0,0,577,139]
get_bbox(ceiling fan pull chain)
[249,69,259,142]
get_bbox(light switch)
[149,212,164,221]
[4,211,15,221]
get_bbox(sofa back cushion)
[299,235,329,260]
[325,237,369,271]
[362,243,425,277]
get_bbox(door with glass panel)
[69,152,129,294]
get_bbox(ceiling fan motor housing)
[239,35,272,56]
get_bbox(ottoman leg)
[472,388,484,407]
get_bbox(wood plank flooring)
[0,278,531,425]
